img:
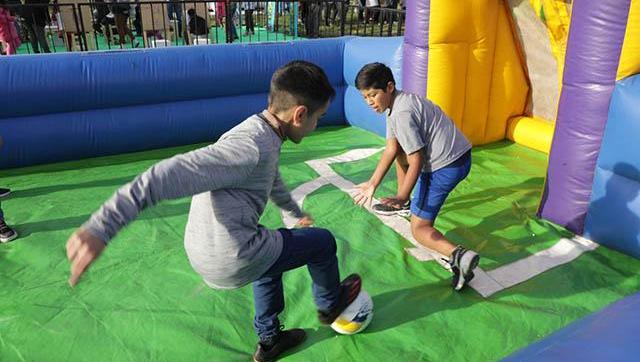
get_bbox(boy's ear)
[292,105,308,125]
[386,81,395,93]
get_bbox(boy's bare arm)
[353,138,399,207]
[394,150,422,202]
[369,137,399,187]
[380,150,422,208]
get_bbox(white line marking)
[470,236,599,297]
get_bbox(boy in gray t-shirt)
[352,62,479,291]
[65,61,363,362]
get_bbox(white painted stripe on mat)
[470,236,599,297]
[282,177,330,228]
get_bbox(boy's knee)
[410,224,421,239]
[316,228,337,255]
[410,218,434,236]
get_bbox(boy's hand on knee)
[66,229,106,287]
[352,181,376,208]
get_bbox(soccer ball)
[330,290,374,335]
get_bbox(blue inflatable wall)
[0,37,403,169]
[503,291,640,361]
[343,37,403,136]
[584,74,640,258]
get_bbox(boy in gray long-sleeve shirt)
[66,61,362,362]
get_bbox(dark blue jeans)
[252,227,341,342]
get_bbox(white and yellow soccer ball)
[330,290,374,335]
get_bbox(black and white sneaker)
[372,201,411,217]
[0,219,18,243]
[0,188,10,199]
[449,246,479,291]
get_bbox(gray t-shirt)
[83,115,304,289]
[386,91,471,172]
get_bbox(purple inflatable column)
[538,0,632,233]
[402,0,430,96]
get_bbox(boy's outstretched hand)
[296,213,315,227]
[352,181,376,208]
[66,229,106,287]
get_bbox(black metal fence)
[1,0,405,55]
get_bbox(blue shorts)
[410,150,471,221]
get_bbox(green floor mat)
[1,126,639,361]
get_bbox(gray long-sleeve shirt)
[83,115,304,289]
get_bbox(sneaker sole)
[372,209,411,217]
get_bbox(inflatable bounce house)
[1,0,639,360]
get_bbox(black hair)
[355,62,395,91]
[269,60,336,115]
